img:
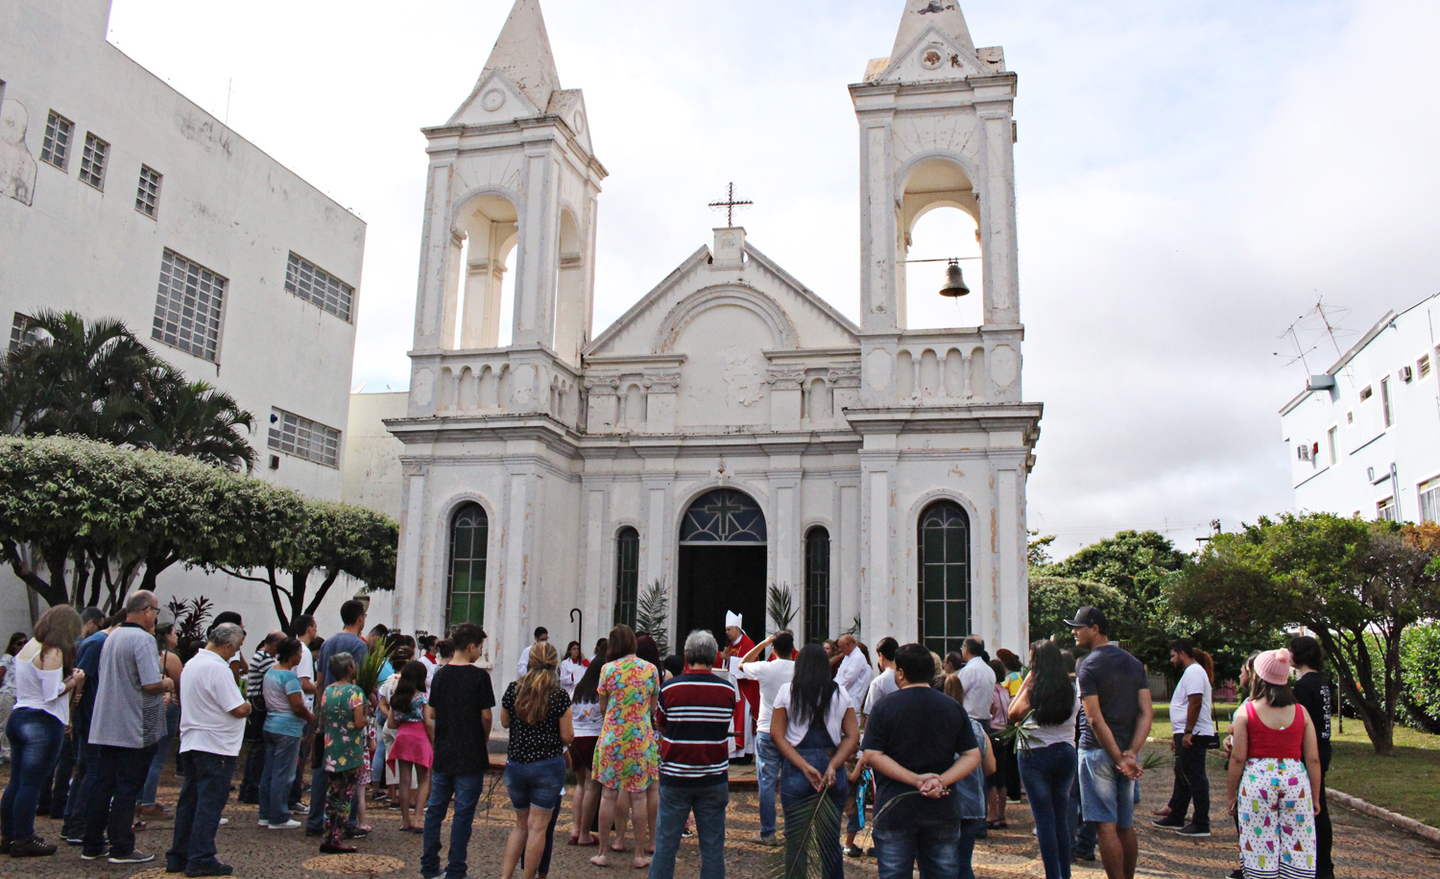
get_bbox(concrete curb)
[1328,788,1440,844]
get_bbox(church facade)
[386,0,1042,686]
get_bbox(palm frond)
[356,639,395,697]
[1141,751,1171,772]
[634,579,670,658]
[767,583,796,632]
[763,788,842,879]
[843,614,862,638]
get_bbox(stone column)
[497,469,542,689]
[393,462,430,633]
[978,103,1019,326]
[769,464,803,637]
[513,148,560,348]
[859,444,900,641]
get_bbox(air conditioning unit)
[1401,365,1414,382]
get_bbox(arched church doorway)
[677,489,767,644]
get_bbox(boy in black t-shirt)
[1291,636,1334,879]
[420,624,496,879]
[861,644,981,879]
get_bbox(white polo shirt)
[958,656,997,723]
[180,648,247,756]
[741,658,795,734]
[835,649,872,713]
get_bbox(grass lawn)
[1148,709,1440,830]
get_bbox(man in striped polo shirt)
[649,630,734,879]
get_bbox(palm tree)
[144,366,256,472]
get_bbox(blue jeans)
[756,732,781,836]
[83,743,157,858]
[504,755,566,811]
[958,817,987,879]
[259,731,302,824]
[1,708,65,841]
[872,817,962,879]
[1078,748,1135,829]
[779,751,848,879]
[649,780,728,879]
[422,770,485,879]
[166,750,236,873]
[1019,743,1077,879]
[142,702,181,806]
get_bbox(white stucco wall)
[0,0,369,636]
[1281,293,1440,522]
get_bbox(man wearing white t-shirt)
[834,635,872,714]
[863,637,900,718]
[167,623,251,876]
[515,626,549,679]
[739,631,797,846]
[1152,639,1215,837]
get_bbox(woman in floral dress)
[319,652,369,854]
[589,625,659,869]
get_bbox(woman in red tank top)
[1224,649,1322,879]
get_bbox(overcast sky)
[107,0,1440,555]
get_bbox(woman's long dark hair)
[789,643,838,728]
[1028,640,1075,727]
[572,653,605,704]
[390,660,429,716]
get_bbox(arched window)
[804,527,830,644]
[446,503,488,628]
[918,501,971,656]
[614,527,640,628]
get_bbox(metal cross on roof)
[708,182,753,227]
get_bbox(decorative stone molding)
[765,367,806,387]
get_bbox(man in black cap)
[1068,607,1152,879]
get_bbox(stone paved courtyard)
[2,751,1437,879]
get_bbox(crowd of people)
[0,595,1339,879]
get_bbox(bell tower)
[851,0,1019,339]
[406,0,605,420]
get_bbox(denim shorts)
[1078,748,1135,829]
[504,754,566,812]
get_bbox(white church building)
[386,0,1042,682]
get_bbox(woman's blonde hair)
[943,671,965,705]
[515,641,560,726]
[33,605,82,674]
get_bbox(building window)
[613,527,640,628]
[1377,497,1398,522]
[40,111,73,170]
[1381,377,1393,427]
[1420,354,1432,379]
[918,501,971,657]
[1419,478,1440,524]
[285,252,354,322]
[679,489,767,544]
[152,250,226,362]
[804,526,831,644]
[8,313,39,352]
[446,503,488,628]
[1359,385,1373,402]
[267,408,340,469]
[136,166,162,218]
[79,133,108,189]
[1326,426,1338,465]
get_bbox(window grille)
[79,133,108,189]
[679,489,767,544]
[918,501,971,657]
[1377,497,1398,522]
[1419,479,1440,524]
[152,250,225,362]
[136,166,162,217]
[804,527,831,644]
[285,252,354,322]
[8,313,39,352]
[267,408,340,469]
[40,111,73,170]
[614,528,640,628]
[1420,355,1432,379]
[447,504,489,628]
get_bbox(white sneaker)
[258,820,270,826]
[268,819,303,830]
[218,818,229,826]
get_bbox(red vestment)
[718,633,760,751]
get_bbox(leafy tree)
[1174,513,1440,755]
[1400,621,1440,733]
[1028,575,1125,644]
[1028,532,1058,568]
[143,366,255,471]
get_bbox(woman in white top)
[0,631,30,764]
[771,643,861,879]
[0,606,84,857]
[566,654,605,846]
[559,642,589,695]
[1006,640,1081,879]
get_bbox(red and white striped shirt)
[656,672,735,786]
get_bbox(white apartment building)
[1280,292,1440,523]
[0,0,381,632]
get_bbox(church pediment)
[447,69,542,127]
[543,89,594,157]
[870,25,986,84]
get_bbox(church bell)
[939,259,970,298]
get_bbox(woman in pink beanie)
[1224,649,1323,878]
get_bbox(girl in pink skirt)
[385,660,435,832]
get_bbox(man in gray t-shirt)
[82,591,175,864]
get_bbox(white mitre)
[725,610,743,630]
